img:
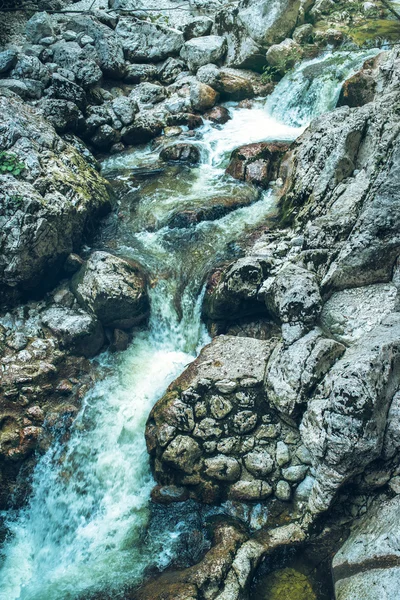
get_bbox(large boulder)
[25,11,54,44]
[0,94,111,305]
[115,17,184,62]
[180,36,227,71]
[41,306,104,358]
[71,251,149,329]
[146,335,314,504]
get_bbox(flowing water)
[0,50,378,600]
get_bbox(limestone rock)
[71,251,149,329]
[115,18,184,63]
[180,36,227,71]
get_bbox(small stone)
[228,480,272,501]
[80,35,94,46]
[204,455,241,481]
[215,379,237,394]
[194,401,207,419]
[193,418,222,439]
[244,449,274,477]
[151,485,188,504]
[63,30,77,42]
[256,424,279,440]
[282,465,308,483]
[203,441,217,453]
[275,480,291,501]
[233,411,258,434]
[296,445,312,465]
[276,441,291,466]
[209,395,233,419]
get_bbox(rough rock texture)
[226,142,291,189]
[0,93,111,305]
[146,335,318,504]
[333,495,400,600]
[180,36,227,71]
[71,251,149,329]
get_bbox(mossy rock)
[260,568,317,600]
[342,19,400,46]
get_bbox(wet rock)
[109,328,130,353]
[116,18,184,62]
[226,141,290,188]
[162,435,202,474]
[218,67,256,100]
[202,256,270,321]
[0,49,18,74]
[338,69,376,109]
[293,23,315,44]
[229,480,272,500]
[121,109,165,144]
[190,81,218,112]
[71,251,149,329]
[204,105,231,124]
[333,495,400,600]
[160,143,201,164]
[41,306,104,358]
[266,39,302,74]
[151,484,189,504]
[91,124,121,151]
[167,194,257,229]
[180,36,227,71]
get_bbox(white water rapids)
[0,50,378,600]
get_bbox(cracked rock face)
[146,335,314,505]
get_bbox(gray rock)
[41,306,104,358]
[180,36,227,71]
[204,455,241,481]
[26,12,54,44]
[276,441,290,466]
[91,124,121,151]
[160,143,201,164]
[282,465,308,483]
[71,251,149,329]
[183,17,213,41]
[130,82,166,106]
[121,109,166,144]
[0,50,18,74]
[158,57,186,85]
[228,480,272,500]
[11,55,50,87]
[244,449,274,476]
[301,314,400,514]
[124,63,158,84]
[275,480,291,501]
[162,435,202,474]
[115,18,184,63]
[47,74,87,110]
[266,38,302,73]
[111,96,137,126]
[321,283,398,345]
[40,99,85,134]
[333,496,400,600]
[265,328,345,416]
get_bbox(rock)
[91,124,121,151]
[276,441,290,466]
[228,480,272,500]
[47,73,87,111]
[162,435,202,474]
[40,99,85,134]
[333,496,400,600]
[41,306,104,358]
[0,95,111,303]
[265,328,345,416]
[226,141,290,188]
[196,63,222,90]
[25,12,54,44]
[115,18,184,62]
[190,81,218,112]
[73,60,103,88]
[160,143,201,164]
[124,63,158,84]
[275,480,291,501]
[0,49,18,74]
[266,39,302,74]
[158,57,185,85]
[121,109,165,144]
[204,455,241,481]
[282,465,308,483]
[167,194,259,229]
[130,82,166,106]
[258,263,322,341]
[180,36,227,71]
[243,449,274,476]
[321,284,397,345]
[202,256,270,321]
[292,23,315,44]
[10,55,50,88]
[204,106,231,124]
[337,70,376,108]
[0,79,42,100]
[183,17,213,41]
[111,95,137,126]
[71,251,149,329]
[218,67,256,100]
[66,15,125,78]
[64,253,84,274]
[301,314,400,514]
[151,484,189,504]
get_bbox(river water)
[0,50,378,600]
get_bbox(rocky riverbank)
[1,0,400,599]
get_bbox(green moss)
[342,19,400,46]
[260,568,317,600]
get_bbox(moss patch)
[342,18,400,45]
[260,567,317,600]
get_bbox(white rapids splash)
[0,49,377,600]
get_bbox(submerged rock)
[160,143,201,164]
[226,142,290,188]
[71,251,149,330]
